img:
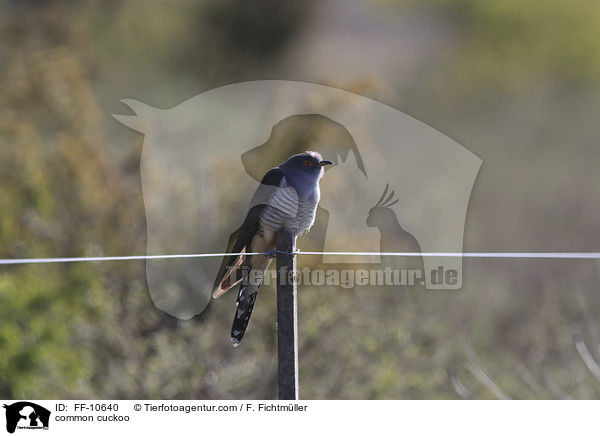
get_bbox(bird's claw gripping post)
[265,248,299,258]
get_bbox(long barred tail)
[229,249,273,346]
[231,284,258,347]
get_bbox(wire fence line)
[2,252,600,265]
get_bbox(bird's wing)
[212,168,285,298]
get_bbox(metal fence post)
[276,229,299,400]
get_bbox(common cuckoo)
[213,151,332,346]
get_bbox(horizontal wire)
[0,252,257,265]
[2,252,600,265]
[301,252,600,258]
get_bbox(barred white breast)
[259,175,319,236]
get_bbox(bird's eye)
[304,160,312,167]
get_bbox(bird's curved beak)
[319,160,333,167]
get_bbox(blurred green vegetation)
[2,0,600,399]
[394,0,600,93]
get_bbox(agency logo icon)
[114,80,481,319]
[3,402,50,434]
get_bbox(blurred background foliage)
[2,0,600,399]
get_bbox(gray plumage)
[258,175,319,236]
[213,151,332,346]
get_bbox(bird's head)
[281,151,333,175]
[279,151,333,193]
[279,151,333,199]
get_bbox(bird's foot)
[264,249,300,257]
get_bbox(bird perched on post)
[213,151,333,346]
